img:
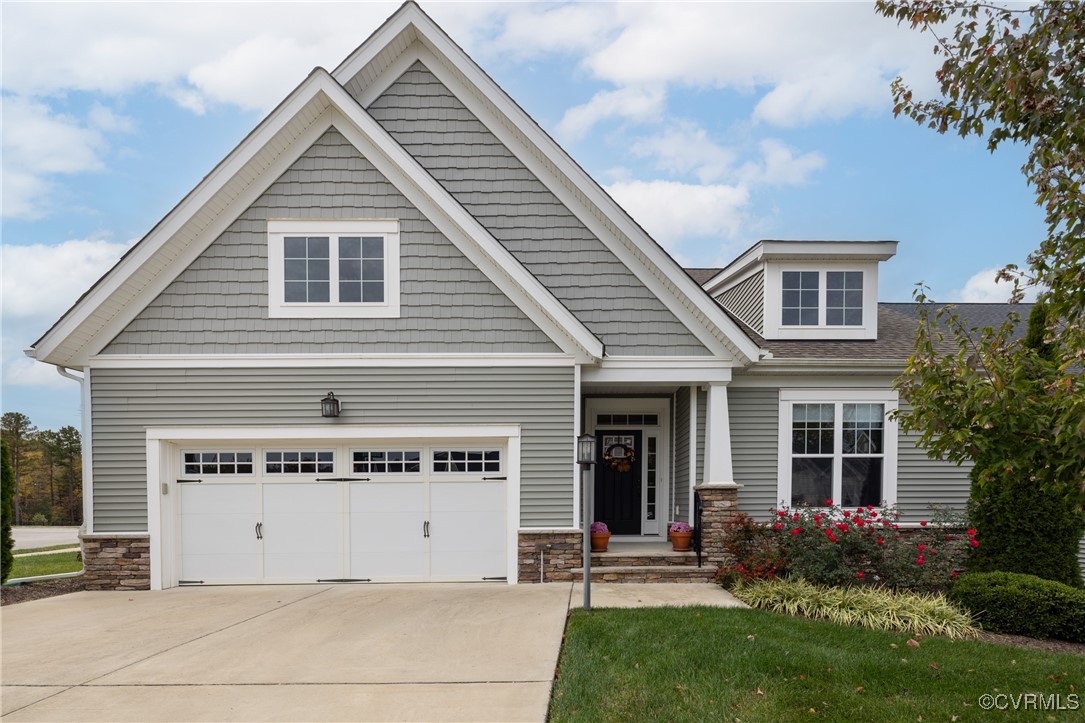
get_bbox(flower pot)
[671,531,693,551]
[590,532,611,552]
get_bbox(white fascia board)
[759,240,898,261]
[146,424,521,442]
[332,13,759,366]
[319,79,603,363]
[582,357,733,384]
[32,72,337,367]
[730,373,899,389]
[703,243,767,296]
[88,353,576,369]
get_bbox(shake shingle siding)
[364,62,710,357]
[89,366,574,532]
[729,388,780,519]
[103,129,558,354]
[717,272,764,334]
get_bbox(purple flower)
[590,521,609,533]
[669,522,692,533]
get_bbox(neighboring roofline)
[31,68,605,366]
[332,1,762,365]
[704,240,899,295]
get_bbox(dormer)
[703,240,898,341]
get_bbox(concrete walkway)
[1,583,572,722]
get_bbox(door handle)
[423,521,429,538]
[255,522,263,540]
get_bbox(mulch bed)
[1,577,86,606]
[976,630,1085,657]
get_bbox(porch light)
[321,392,341,418]
[577,434,596,467]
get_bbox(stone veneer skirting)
[694,483,743,569]
[81,533,151,591]
[518,530,583,582]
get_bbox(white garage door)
[176,443,507,585]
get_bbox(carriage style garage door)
[174,442,508,585]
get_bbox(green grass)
[9,552,83,579]
[549,607,1085,722]
[14,543,79,555]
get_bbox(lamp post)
[576,433,596,611]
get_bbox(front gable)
[103,128,560,355]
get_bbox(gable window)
[268,219,400,318]
[778,391,897,509]
[780,270,864,327]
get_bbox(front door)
[594,431,642,535]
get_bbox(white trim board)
[88,353,576,369]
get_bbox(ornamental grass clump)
[721,503,973,592]
[735,577,978,639]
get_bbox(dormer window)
[267,219,400,319]
[780,270,864,328]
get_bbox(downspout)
[56,364,93,539]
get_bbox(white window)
[352,450,421,474]
[778,390,898,509]
[182,451,255,476]
[264,450,335,475]
[781,270,863,327]
[267,219,400,318]
[432,450,501,474]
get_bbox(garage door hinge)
[176,479,202,484]
[179,580,204,585]
[317,578,371,583]
[482,577,508,581]
[315,477,371,482]
[482,476,507,481]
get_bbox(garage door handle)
[255,522,263,540]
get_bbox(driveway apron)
[1,583,573,722]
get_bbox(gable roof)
[332,1,761,365]
[30,70,604,366]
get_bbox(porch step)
[571,565,718,583]
[591,552,698,567]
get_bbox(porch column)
[702,383,734,485]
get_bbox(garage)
[149,427,520,588]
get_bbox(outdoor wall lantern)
[321,392,341,418]
[577,433,596,466]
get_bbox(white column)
[703,383,735,485]
[572,364,582,528]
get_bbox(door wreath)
[603,443,636,473]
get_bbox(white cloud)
[1,238,134,320]
[2,357,72,391]
[630,122,736,183]
[605,180,749,251]
[557,86,665,141]
[739,140,825,187]
[952,267,1040,303]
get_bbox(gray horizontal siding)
[696,389,706,487]
[729,388,780,520]
[717,271,764,334]
[673,387,690,522]
[364,62,710,357]
[104,129,557,354]
[896,429,972,522]
[90,366,574,531]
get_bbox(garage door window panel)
[265,450,335,475]
[183,451,255,476]
[353,450,422,474]
[433,450,501,474]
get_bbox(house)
[30,1,1003,590]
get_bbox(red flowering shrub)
[720,503,973,592]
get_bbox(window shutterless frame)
[267,219,400,318]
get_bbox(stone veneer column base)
[518,530,583,583]
[80,533,151,591]
[694,483,743,569]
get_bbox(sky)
[1,1,1046,431]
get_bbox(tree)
[876,1,1085,356]
[54,426,82,525]
[1,412,37,525]
[2,439,15,583]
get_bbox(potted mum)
[590,521,611,552]
[669,522,693,551]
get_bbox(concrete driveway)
[1,583,573,722]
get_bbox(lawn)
[14,543,79,555]
[9,552,83,579]
[549,607,1084,722]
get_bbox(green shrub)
[30,513,48,526]
[1,440,14,583]
[734,577,977,639]
[948,571,1085,642]
[967,465,1084,587]
[722,504,972,592]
